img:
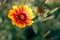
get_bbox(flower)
[8,5,35,28]
[37,7,44,13]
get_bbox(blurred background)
[0,0,60,40]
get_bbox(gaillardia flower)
[8,5,35,28]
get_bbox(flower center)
[16,13,27,21]
[20,15,24,20]
[17,15,24,20]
